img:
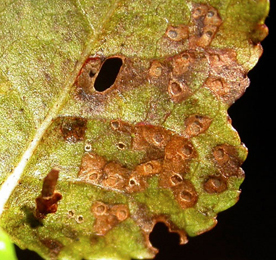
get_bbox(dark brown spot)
[40,239,64,257]
[207,10,214,17]
[190,4,222,48]
[61,117,87,143]
[84,143,92,152]
[213,146,230,165]
[126,175,147,193]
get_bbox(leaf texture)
[0,0,269,259]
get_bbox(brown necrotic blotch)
[60,117,87,143]
[184,114,212,137]
[204,49,250,105]
[40,238,64,257]
[166,24,189,42]
[190,4,222,48]
[91,201,129,236]
[204,176,227,194]
[35,168,62,220]
[213,144,244,178]
[75,56,103,98]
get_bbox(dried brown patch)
[172,180,198,209]
[78,152,106,185]
[35,168,62,220]
[126,173,148,193]
[204,176,227,193]
[60,117,87,143]
[213,144,243,177]
[91,202,130,236]
[205,49,250,105]
[168,80,191,103]
[40,238,64,257]
[75,56,103,99]
[102,162,129,190]
[166,25,189,42]
[135,160,162,176]
[184,114,212,137]
[190,4,222,48]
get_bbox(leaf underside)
[0,0,268,259]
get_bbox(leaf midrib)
[0,0,122,216]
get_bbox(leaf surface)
[0,0,269,259]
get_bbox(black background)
[16,2,275,260]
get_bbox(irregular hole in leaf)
[94,57,123,92]
[149,222,181,253]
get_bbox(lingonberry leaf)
[0,0,269,259]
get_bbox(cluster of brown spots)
[60,117,87,143]
[91,201,129,235]
[205,49,250,105]
[78,120,200,208]
[75,56,103,98]
[163,136,196,175]
[190,4,222,48]
[35,168,62,220]
[166,25,189,42]
[78,152,148,192]
[213,144,243,178]
[184,114,212,137]
[40,238,64,257]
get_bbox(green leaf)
[0,0,269,259]
[0,228,17,260]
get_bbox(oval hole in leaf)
[94,57,123,92]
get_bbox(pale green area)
[0,0,269,259]
[0,228,17,260]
